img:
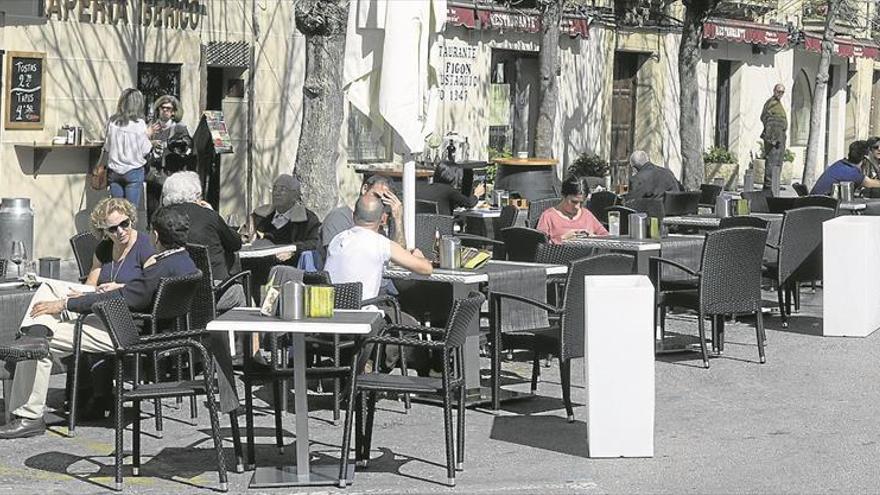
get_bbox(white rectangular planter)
[823,216,880,337]
[584,275,655,458]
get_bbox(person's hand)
[473,183,486,198]
[561,230,585,241]
[67,289,83,299]
[410,248,426,259]
[379,189,402,217]
[31,299,66,318]
[197,199,214,210]
[276,251,294,262]
[97,282,125,293]
[146,122,161,138]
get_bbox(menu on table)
[5,51,45,130]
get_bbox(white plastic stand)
[823,216,880,337]
[584,275,655,458]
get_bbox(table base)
[413,387,533,408]
[250,461,355,488]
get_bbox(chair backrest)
[776,206,835,283]
[184,244,217,331]
[587,191,619,224]
[663,191,701,216]
[415,199,439,214]
[92,298,145,350]
[500,227,548,262]
[718,216,769,229]
[741,191,769,213]
[333,281,364,309]
[303,270,331,285]
[560,254,637,360]
[766,196,799,213]
[442,292,485,349]
[535,242,595,265]
[0,259,6,278]
[528,197,560,228]
[415,214,455,261]
[70,231,100,280]
[604,205,637,235]
[698,227,769,315]
[492,205,519,238]
[791,182,809,197]
[795,195,839,213]
[626,197,665,219]
[699,184,723,205]
[149,272,203,333]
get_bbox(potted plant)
[703,147,738,189]
[568,152,609,190]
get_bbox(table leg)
[248,332,353,487]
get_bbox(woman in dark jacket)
[416,163,486,215]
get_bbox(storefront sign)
[5,52,45,130]
[803,34,880,60]
[44,0,204,29]
[447,2,590,39]
[703,20,789,47]
[438,41,478,103]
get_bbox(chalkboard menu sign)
[5,51,45,130]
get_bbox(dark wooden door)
[715,60,732,149]
[611,52,640,188]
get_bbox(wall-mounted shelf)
[12,142,103,177]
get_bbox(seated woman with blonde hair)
[85,197,156,292]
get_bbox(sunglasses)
[105,218,131,234]
[159,105,174,111]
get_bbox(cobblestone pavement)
[0,289,877,494]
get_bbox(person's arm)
[390,242,433,275]
[447,185,479,210]
[216,212,243,253]
[293,213,321,253]
[862,177,880,189]
[85,254,101,286]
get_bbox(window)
[714,60,732,149]
[137,63,181,117]
[790,70,812,147]
[346,105,391,163]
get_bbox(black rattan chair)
[338,292,485,488]
[489,254,636,421]
[792,182,809,196]
[741,191,769,213]
[527,197,560,228]
[718,216,769,229]
[663,191,701,216]
[699,184,723,207]
[70,231,100,282]
[415,214,455,261]
[500,227,548,262]
[767,197,799,213]
[92,298,229,492]
[763,206,835,327]
[604,205,637,234]
[490,206,520,259]
[0,259,5,278]
[626,197,665,219]
[654,227,769,368]
[795,195,839,214]
[587,191,619,224]
[416,200,440,214]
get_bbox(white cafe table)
[238,243,297,259]
[206,308,383,488]
[823,216,880,337]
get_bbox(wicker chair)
[338,292,485,488]
[527,197,560,228]
[699,184,723,207]
[68,273,203,436]
[791,182,809,197]
[796,195,839,214]
[500,227,548,262]
[0,259,6,278]
[763,206,835,327]
[91,298,229,492]
[489,254,636,421]
[626,197,665,219]
[416,199,440,214]
[741,191,770,213]
[718,216,769,229]
[604,205,638,234]
[490,205,520,259]
[586,191,618,224]
[767,197,799,213]
[415,213,455,261]
[654,227,769,368]
[70,231,100,282]
[663,191,701,216]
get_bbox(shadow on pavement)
[490,415,588,458]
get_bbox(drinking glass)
[608,211,620,236]
[10,241,26,277]
[22,260,38,289]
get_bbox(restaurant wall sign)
[446,2,590,39]
[44,0,205,29]
[438,41,478,103]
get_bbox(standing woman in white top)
[99,88,157,209]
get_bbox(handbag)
[89,161,107,191]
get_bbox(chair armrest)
[649,256,700,277]
[489,291,560,314]
[456,233,505,248]
[361,295,401,323]
[125,339,215,376]
[215,270,251,300]
[381,323,447,338]
[140,328,210,342]
[364,334,446,349]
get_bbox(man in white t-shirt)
[325,193,432,299]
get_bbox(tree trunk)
[293,0,349,218]
[802,0,841,187]
[534,0,563,160]
[678,2,711,190]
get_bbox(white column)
[823,216,880,337]
[584,275,655,458]
[403,155,416,249]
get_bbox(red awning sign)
[803,34,880,60]
[447,3,590,39]
[703,20,789,47]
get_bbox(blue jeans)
[108,167,144,208]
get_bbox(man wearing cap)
[251,174,321,266]
[761,84,787,195]
[626,150,683,200]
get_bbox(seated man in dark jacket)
[0,207,199,439]
[251,174,321,266]
[626,150,683,200]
